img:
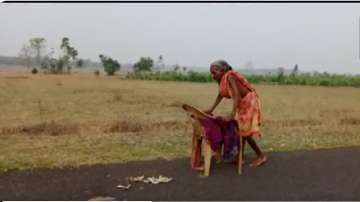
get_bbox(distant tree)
[158,55,163,62]
[39,48,55,71]
[37,48,62,74]
[18,43,34,68]
[29,38,47,67]
[133,57,154,72]
[76,59,84,68]
[23,37,80,75]
[99,54,121,76]
[277,67,285,83]
[49,58,57,73]
[56,58,65,74]
[31,68,38,74]
[154,55,164,71]
[173,64,180,72]
[60,37,79,74]
[291,64,299,76]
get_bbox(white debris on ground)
[143,175,173,184]
[129,175,145,182]
[116,175,173,190]
[116,184,131,190]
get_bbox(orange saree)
[219,70,262,138]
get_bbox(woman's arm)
[205,93,223,114]
[228,75,241,119]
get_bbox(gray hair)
[210,59,233,71]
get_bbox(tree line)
[126,63,360,87]
[18,37,83,74]
[16,38,360,87]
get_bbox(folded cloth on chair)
[199,116,239,155]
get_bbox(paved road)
[0,147,359,200]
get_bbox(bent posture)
[205,59,267,167]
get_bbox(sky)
[1,3,360,74]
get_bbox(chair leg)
[203,140,212,177]
[238,136,243,175]
[214,148,222,164]
[191,133,202,169]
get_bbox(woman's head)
[210,59,233,81]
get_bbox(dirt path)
[1,147,359,200]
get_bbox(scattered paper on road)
[129,175,145,182]
[144,175,173,184]
[117,175,173,190]
[116,184,131,190]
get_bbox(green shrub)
[125,70,360,87]
[31,68,38,74]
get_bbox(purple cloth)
[199,116,239,155]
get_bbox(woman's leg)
[246,136,267,167]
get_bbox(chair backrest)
[182,104,213,120]
[182,104,207,139]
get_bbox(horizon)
[0,53,359,75]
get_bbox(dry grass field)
[1,71,360,171]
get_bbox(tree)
[133,57,154,72]
[277,67,285,84]
[291,64,299,76]
[29,38,47,67]
[76,59,84,68]
[158,55,163,63]
[56,58,65,74]
[99,54,121,76]
[173,64,180,72]
[39,48,55,71]
[154,55,164,71]
[18,43,34,68]
[31,68,38,74]
[20,37,80,74]
[60,37,79,74]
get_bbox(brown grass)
[0,121,79,136]
[0,71,359,171]
[0,119,187,136]
[263,119,323,127]
[339,117,360,125]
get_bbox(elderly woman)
[204,59,267,167]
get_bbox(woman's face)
[210,65,225,81]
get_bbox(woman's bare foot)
[249,155,267,167]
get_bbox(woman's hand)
[205,93,223,117]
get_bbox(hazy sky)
[1,3,360,74]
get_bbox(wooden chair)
[182,104,243,177]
